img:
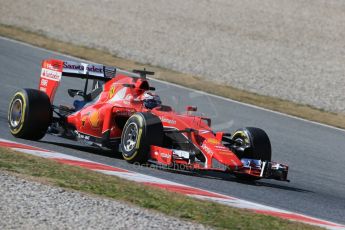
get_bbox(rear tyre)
[8,88,52,140]
[121,112,163,164]
[232,127,271,180]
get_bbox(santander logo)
[159,116,176,125]
[63,62,103,73]
[41,68,62,81]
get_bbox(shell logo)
[89,111,100,128]
[207,138,220,145]
[81,116,87,127]
[109,85,116,99]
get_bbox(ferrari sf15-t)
[8,59,289,181]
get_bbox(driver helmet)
[143,92,162,109]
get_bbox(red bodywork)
[39,59,288,179]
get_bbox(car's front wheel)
[231,127,271,180]
[120,112,163,164]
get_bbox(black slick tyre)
[8,88,52,140]
[232,127,271,180]
[120,112,163,164]
[232,127,271,161]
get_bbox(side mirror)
[186,106,197,112]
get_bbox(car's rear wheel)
[121,112,163,164]
[232,127,271,180]
[8,88,52,140]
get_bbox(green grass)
[0,147,322,230]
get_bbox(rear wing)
[38,59,146,102]
[62,60,116,80]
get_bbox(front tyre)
[232,127,271,181]
[232,127,271,161]
[120,112,163,164]
[8,88,52,140]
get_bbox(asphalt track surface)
[0,37,344,225]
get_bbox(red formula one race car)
[8,59,289,181]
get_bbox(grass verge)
[0,24,344,130]
[0,147,321,230]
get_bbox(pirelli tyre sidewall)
[232,127,272,181]
[232,127,271,161]
[8,88,52,140]
[121,112,163,164]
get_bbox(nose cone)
[212,150,243,171]
[201,138,243,170]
